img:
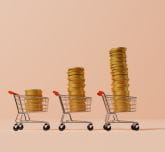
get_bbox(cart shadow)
[139,128,165,131]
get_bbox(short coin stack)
[67,67,86,112]
[25,89,43,112]
[109,47,131,112]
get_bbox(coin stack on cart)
[67,67,86,112]
[109,47,131,112]
[25,89,43,112]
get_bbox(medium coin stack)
[25,89,43,112]
[109,47,131,112]
[67,67,86,112]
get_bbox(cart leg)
[59,114,67,131]
[14,114,24,131]
[68,113,73,121]
[60,114,65,123]
[15,114,19,123]
[105,113,111,124]
[61,113,73,123]
[104,113,111,131]
[23,113,30,121]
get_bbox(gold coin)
[112,78,129,82]
[112,89,129,93]
[68,75,84,79]
[68,67,84,71]
[68,84,85,87]
[69,93,85,96]
[110,52,126,56]
[25,106,43,112]
[67,67,86,110]
[69,106,86,109]
[68,71,84,76]
[113,92,129,96]
[25,104,43,108]
[69,104,86,108]
[112,85,129,89]
[110,47,126,53]
[68,92,85,95]
[25,89,42,96]
[25,89,43,112]
[69,106,86,112]
[26,108,43,112]
[68,89,85,94]
[69,101,86,104]
[110,57,126,61]
[68,81,85,85]
[69,96,86,101]
[68,90,85,94]
[112,87,129,92]
[68,88,85,92]
[111,66,128,70]
[112,70,128,75]
[68,72,84,75]
[111,71,128,76]
[111,63,127,67]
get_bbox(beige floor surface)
[0,119,165,152]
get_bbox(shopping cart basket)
[53,91,94,131]
[8,91,50,131]
[97,91,140,131]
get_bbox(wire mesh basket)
[105,95,137,113]
[59,95,92,113]
[97,91,139,131]
[14,95,49,113]
[53,91,94,131]
[8,91,50,131]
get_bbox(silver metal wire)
[58,95,92,113]
[14,95,49,113]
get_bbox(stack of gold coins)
[25,89,43,112]
[109,47,131,112]
[67,67,86,112]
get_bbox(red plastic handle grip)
[97,90,104,96]
[8,91,19,95]
[53,90,59,96]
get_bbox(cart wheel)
[103,124,111,131]
[43,123,50,131]
[13,124,19,131]
[131,123,140,131]
[59,124,65,131]
[87,123,94,131]
[18,123,24,130]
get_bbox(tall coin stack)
[25,89,43,112]
[109,47,131,112]
[67,67,86,112]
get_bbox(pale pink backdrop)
[0,0,165,122]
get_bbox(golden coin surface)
[68,83,85,87]
[67,67,86,112]
[68,67,84,71]
[25,89,43,112]
[25,89,42,96]
[109,47,131,112]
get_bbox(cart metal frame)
[97,91,140,131]
[53,91,94,131]
[8,91,50,131]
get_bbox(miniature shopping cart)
[8,91,50,131]
[97,91,140,131]
[53,91,94,131]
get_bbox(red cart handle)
[53,90,59,96]
[8,91,19,95]
[97,90,105,96]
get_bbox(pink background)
[0,0,165,122]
